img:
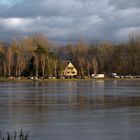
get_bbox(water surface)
[0,80,140,140]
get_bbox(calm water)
[0,80,140,140]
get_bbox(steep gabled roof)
[67,62,76,69]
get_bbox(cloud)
[0,0,108,18]
[0,0,140,42]
[115,26,140,40]
[109,0,140,9]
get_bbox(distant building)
[92,74,105,79]
[63,61,77,78]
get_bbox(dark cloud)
[0,0,140,43]
[109,0,140,9]
[0,0,102,18]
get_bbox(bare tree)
[0,43,6,76]
[78,57,85,77]
[92,58,98,75]
[6,47,13,77]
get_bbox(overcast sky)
[0,0,140,43]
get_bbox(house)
[63,61,77,78]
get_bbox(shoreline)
[0,77,140,82]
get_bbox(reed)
[0,129,29,140]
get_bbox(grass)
[0,129,29,140]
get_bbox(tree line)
[0,34,140,78]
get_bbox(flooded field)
[0,80,140,140]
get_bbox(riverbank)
[0,77,140,82]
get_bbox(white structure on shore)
[91,74,105,79]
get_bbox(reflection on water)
[0,80,140,140]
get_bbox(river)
[0,80,140,140]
